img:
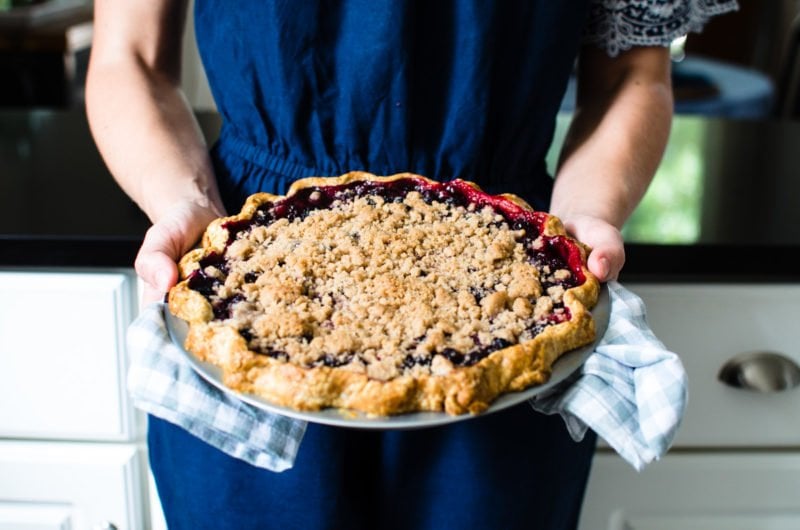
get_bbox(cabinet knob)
[718,351,800,393]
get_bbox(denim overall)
[149,2,597,528]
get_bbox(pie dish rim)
[164,283,609,428]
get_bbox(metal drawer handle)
[718,351,800,393]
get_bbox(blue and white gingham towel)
[127,281,686,473]
[127,312,307,472]
[529,281,688,471]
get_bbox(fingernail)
[598,257,610,280]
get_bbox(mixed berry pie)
[168,172,600,416]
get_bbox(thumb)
[135,247,179,294]
[585,234,625,282]
[562,217,625,282]
[134,222,183,295]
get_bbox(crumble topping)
[202,191,572,381]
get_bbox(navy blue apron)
[149,2,597,529]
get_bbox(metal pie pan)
[166,284,609,430]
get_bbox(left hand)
[560,214,625,282]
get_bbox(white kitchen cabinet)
[0,270,154,530]
[0,272,141,440]
[631,284,800,448]
[581,453,800,530]
[0,441,148,530]
[580,283,800,530]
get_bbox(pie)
[168,172,600,416]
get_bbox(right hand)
[135,199,224,304]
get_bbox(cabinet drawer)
[629,284,800,447]
[0,440,147,530]
[580,452,800,530]
[0,271,139,440]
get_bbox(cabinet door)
[580,453,800,530]
[0,271,140,441]
[0,503,74,530]
[628,284,800,447]
[0,441,148,530]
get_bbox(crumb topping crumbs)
[205,191,572,380]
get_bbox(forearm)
[551,47,673,229]
[86,1,224,223]
[87,61,223,222]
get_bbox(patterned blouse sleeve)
[583,0,739,57]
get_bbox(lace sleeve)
[583,0,739,57]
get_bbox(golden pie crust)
[168,172,600,416]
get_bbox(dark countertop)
[1,109,798,281]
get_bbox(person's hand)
[560,214,625,282]
[135,199,224,304]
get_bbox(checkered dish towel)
[127,281,687,473]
